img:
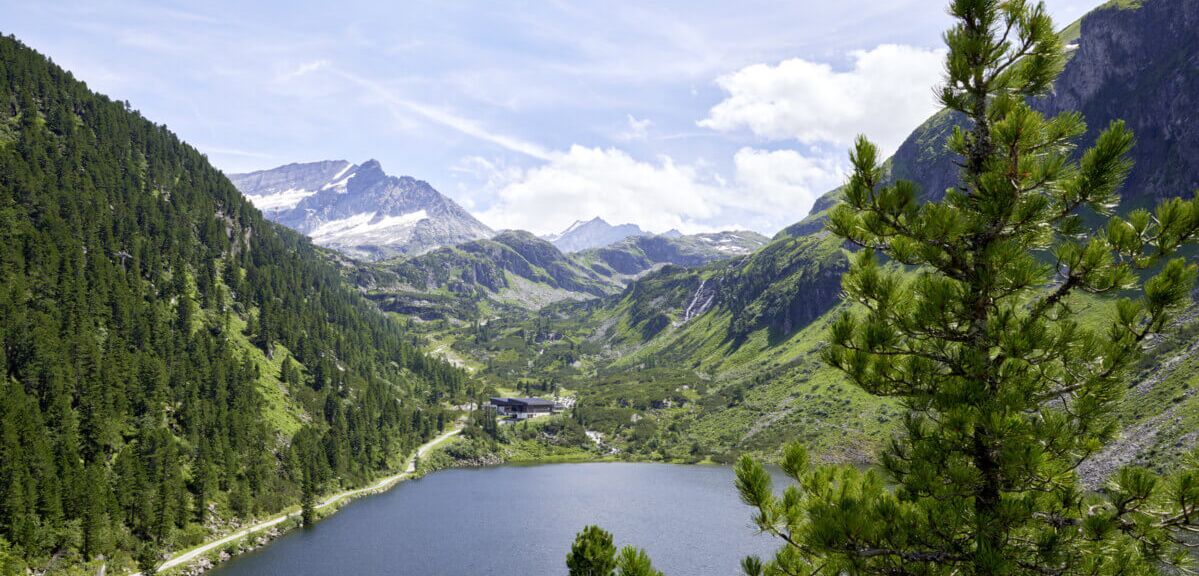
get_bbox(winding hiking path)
[130,427,461,575]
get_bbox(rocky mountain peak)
[230,160,494,260]
[547,216,646,253]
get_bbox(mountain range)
[230,160,494,260]
[231,163,770,316]
[231,162,764,279]
[351,227,769,319]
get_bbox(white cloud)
[451,156,525,212]
[618,114,653,141]
[470,145,843,236]
[733,148,842,217]
[477,145,724,234]
[699,44,945,155]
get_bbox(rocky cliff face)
[599,230,845,347]
[230,160,493,260]
[804,0,1198,218]
[721,232,845,341]
[1039,0,1198,204]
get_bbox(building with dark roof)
[489,397,556,420]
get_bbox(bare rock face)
[1038,0,1199,204]
[229,160,493,260]
[793,0,1199,232]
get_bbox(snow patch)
[310,210,429,244]
[321,169,358,193]
[246,188,317,211]
[330,162,353,182]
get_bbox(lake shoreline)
[205,460,786,576]
[138,427,463,576]
[159,433,763,576]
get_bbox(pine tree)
[729,1,1199,575]
[0,536,23,576]
[615,546,663,576]
[566,526,665,576]
[567,525,618,576]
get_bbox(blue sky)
[2,0,1098,235]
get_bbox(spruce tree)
[731,1,1199,575]
[136,542,159,576]
[0,35,466,567]
[300,470,316,528]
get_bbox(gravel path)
[127,427,461,576]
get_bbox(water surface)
[211,462,787,576]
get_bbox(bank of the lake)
[208,462,786,576]
[138,428,463,576]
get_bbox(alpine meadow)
[1,0,1198,575]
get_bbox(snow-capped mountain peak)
[229,160,493,260]
[544,217,645,252]
[231,159,352,214]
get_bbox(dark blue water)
[210,462,787,576]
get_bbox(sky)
[1,0,1099,236]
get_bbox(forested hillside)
[0,35,464,572]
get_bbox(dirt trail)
[128,427,461,575]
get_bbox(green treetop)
[567,526,664,576]
[733,0,1199,575]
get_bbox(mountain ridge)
[351,227,771,319]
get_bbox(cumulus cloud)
[699,44,945,155]
[732,148,842,217]
[476,145,724,234]
[471,145,842,235]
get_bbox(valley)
[358,0,1199,484]
[1,0,1198,574]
